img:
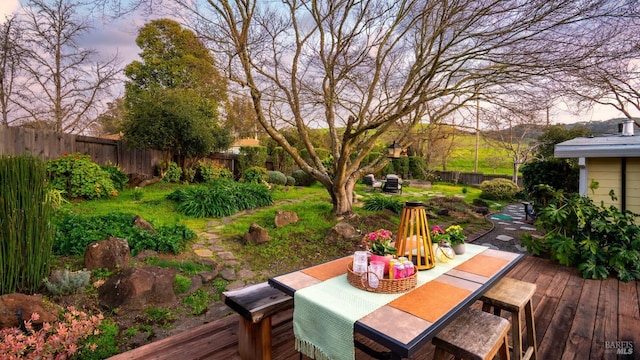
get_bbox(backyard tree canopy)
[109,0,639,215]
[122,18,231,164]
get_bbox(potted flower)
[362,229,397,274]
[431,224,466,254]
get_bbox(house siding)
[628,158,640,215]
[587,158,622,209]
[587,157,640,216]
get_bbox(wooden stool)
[433,308,511,360]
[481,278,537,360]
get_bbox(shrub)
[0,306,114,359]
[237,146,268,176]
[174,275,192,294]
[472,198,489,207]
[167,179,273,218]
[521,159,579,203]
[479,178,519,200]
[162,161,182,183]
[46,153,117,199]
[408,156,426,180]
[54,212,196,256]
[363,195,403,214]
[270,147,295,174]
[268,170,287,185]
[194,160,233,182]
[1,155,55,294]
[243,166,268,184]
[101,162,128,190]
[286,176,296,186]
[292,169,316,186]
[182,167,196,183]
[521,189,640,281]
[44,269,91,295]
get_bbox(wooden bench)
[222,282,293,360]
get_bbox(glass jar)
[436,241,456,263]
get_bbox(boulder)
[475,206,490,215]
[127,173,147,187]
[274,210,299,227]
[133,215,157,234]
[84,237,130,271]
[0,293,58,330]
[326,222,358,243]
[98,266,177,311]
[437,208,450,216]
[243,223,270,244]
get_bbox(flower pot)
[370,254,394,275]
[453,243,466,255]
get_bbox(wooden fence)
[431,170,521,186]
[0,126,235,179]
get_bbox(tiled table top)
[269,246,523,358]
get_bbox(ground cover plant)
[54,212,196,256]
[521,186,640,281]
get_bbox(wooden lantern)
[395,201,436,270]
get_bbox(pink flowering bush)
[0,306,104,359]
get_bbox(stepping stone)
[496,235,513,242]
[194,249,214,257]
[481,243,500,250]
[491,214,513,221]
[512,221,525,224]
[497,222,510,225]
[237,269,256,280]
[520,226,537,231]
[515,244,528,253]
[221,268,236,281]
[504,227,517,231]
[217,251,236,260]
[225,280,246,290]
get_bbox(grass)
[444,134,516,175]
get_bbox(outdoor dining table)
[268,243,523,360]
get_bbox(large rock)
[84,237,131,271]
[326,222,358,243]
[274,210,299,227]
[133,215,157,234]
[0,293,58,330]
[98,266,177,311]
[243,223,270,244]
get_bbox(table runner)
[294,244,489,360]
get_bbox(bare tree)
[551,7,640,126]
[15,0,121,134]
[483,105,544,184]
[0,14,25,127]
[104,0,638,215]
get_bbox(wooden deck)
[109,256,640,360]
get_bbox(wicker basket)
[346,262,417,293]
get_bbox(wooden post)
[238,316,272,360]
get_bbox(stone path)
[472,203,543,254]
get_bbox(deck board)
[108,256,639,360]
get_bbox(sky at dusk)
[0,0,633,125]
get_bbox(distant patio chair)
[382,174,402,194]
[363,174,382,191]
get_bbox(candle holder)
[395,201,436,270]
